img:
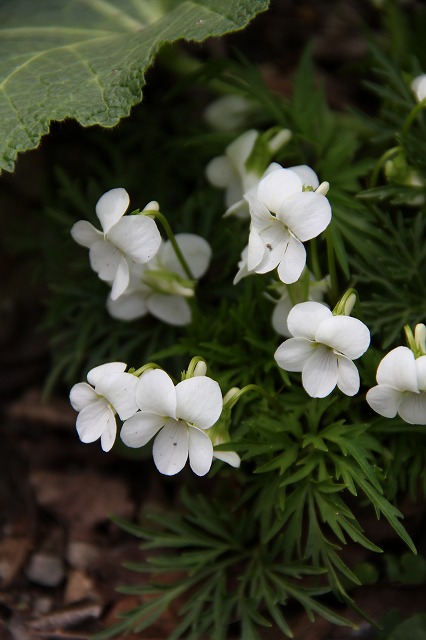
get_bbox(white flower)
[274,301,370,398]
[246,168,331,284]
[71,189,161,301]
[366,347,426,425]
[107,233,211,326]
[411,74,426,103]
[271,271,329,337]
[206,129,291,217]
[204,95,253,132]
[69,362,139,452]
[120,369,223,476]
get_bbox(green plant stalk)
[144,210,194,280]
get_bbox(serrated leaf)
[0,0,269,172]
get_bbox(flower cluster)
[70,358,241,476]
[71,189,211,326]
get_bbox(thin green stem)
[326,233,339,304]
[369,146,401,188]
[402,97,426,136]
[310,238,322,281]
[144,210,193,280]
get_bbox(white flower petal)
[214,450,241,468]
[95,372,139,420]
[288,165,319,189]
[336,354,360,396]
[110,255,130,301]
[153,422,189,475]
[416,356,426,391]
[161,234,212,279]
[399,391,426,425]
[107,291,148,321]
[274,337,315,372]
[257,168,302,214]
[107,215,161,264]
[175,377,223,429]
[376,346,418,392]
[276,234,306,284]
[69,382,98,412]
[188,427,214,476]
[254,222,290,275]
[76,400,114,444]
[271,296,294,336]
[70,221,102,248]
[100,415,117,452]
[205,156,234,188]
[246,192,273,230]
[120,411,166,447]
[96,188,130,234]
[277,192,331,242]
[87,362,127,387]
[287,301,332,340]
[227,129,258,173]
[89,240,120,283]
[135,369,177,418]
[147,294,192,326]
[302,346,338,398]
[411,74,426,102]
[366,385,402,418]
[234,245,251,285]
[315,315,370,360]
[247,228,266,271]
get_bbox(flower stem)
[369,146,401,188]
[402,97,426,136]
[144,210,194,279]
[326,233,339,304]
[310,238,322,281]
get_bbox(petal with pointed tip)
[176,377,223,429]
[96,188,129,234]
[109,255,130,301]
[214,450,241,468]
[153,421,189,475]
[247,228,266,271]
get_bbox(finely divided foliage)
[0,0,269,172]
[18,2,426,638]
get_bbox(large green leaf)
[0,0,269,172]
